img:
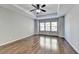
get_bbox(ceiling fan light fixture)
[36,9,41,13]
[30,4,46,14]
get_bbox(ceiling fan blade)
[30,9,36,12]
[36,4,40,9]
[32,4,37,8]
[40,9,46,12]
[41,4,46,8]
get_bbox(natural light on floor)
[40,36,58,51]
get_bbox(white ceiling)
[0,4,74,19]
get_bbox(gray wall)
[58,16,64,37]
[65,5,79,53]
[34,20,39,34]
[0,7,34,46]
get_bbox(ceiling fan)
[30,4,46,14]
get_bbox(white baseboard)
[0,34,34,47]
[65,38,79,53]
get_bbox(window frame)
[45,22,50,31]
[39,22,45,31]
[51,22,57,32]
[39,21,57,32]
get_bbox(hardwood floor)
[0,35,77,54]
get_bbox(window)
[40,22,45,31]
[51,22,57,31]
[45,22,50,31]
[40,22,57,32]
